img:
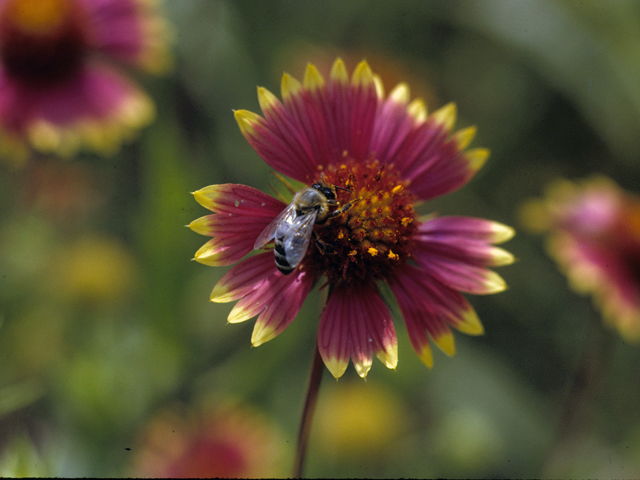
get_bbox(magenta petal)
[194,184,285,217]
[318,282,396,378]
[251,268,314,345]
[411,253,503,295]
[192,185,286,266]
[369,93,417,166]
[282,87,331,167]
[417,216,512,243]
[318,286,351,378]
[210,253,276,303]
[405,144,476,201]
[557,236,640,314]
[242,118,318,182]
[412,216,510,294]
[80,0,162,68]
[390,264,472,344]
[0,62,143,132]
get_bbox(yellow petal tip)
[452,125,477,151]
[431,102,457,132]
[389,83,410,105]
[433,330,456,356]
[330,58,348,84]
[351,60,374,86]
[491,223,516,243]
[258,86,279,112]
[324,356,349,379]
[418,345,434,369]
[281,73,303,101]
[407,99,427,123]
[465,147,490,172]
[303,63,325,90]
[455,308,485,336]
[234,109,262,136]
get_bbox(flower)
[311,380,409,460]
[0,0,170,166]
[130,403,284,478]
[190,58,514,378]
[521,176,640,341]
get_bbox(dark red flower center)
[0,0,89,85]
[618,201,640,287]
[304,158,417,283]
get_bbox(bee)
[254,179,354,275]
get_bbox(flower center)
[619,200,640,286]
[0,0,88,85]
[305,158,417,283]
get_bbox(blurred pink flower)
[130,404,283,479]
[522,176,640,341]
[0,0,170,165]
[191,58,514,378]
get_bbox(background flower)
[0,0,171,165]
[129,402,285,478]
[521,176,640,342]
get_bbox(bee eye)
[322,188,335,199]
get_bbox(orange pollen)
[306,158,418,282]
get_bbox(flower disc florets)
[0,0,88,85]
[306,159,417,283]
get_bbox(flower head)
[130,403,283,478]
[191,59,514,378]
[521,176,640,341]
[0,0,170,165]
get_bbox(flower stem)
[541,314,617,475]
[292,343,325,478]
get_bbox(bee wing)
[280,211,318,270]
[254,203,297,250]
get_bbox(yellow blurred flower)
[52,235,139,304]
[311,380,409,459]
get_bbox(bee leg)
[312,231,335,255]
[326,198,358,220]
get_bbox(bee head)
[311,182,336,201]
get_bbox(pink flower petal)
[318,282,397,378]
[369,85,417,166]
[235,109,317,182]
[81,0,169,72]
[251,268,314,346]
[412,216,513,294]
[193,184,285,216]
[191,185,286,266]
[551,234,640,339]
[210,253,276,303]
[417,216,515,244]
[389,264,484,367]
[237,60,378,182]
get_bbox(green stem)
[292,342,325,478]
[541,315,617,475]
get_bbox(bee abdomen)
[274,242,294,275]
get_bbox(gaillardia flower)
[0,0,170,165]
[191,59,514,378]
[130,404,283,478]
[521,176,640,341]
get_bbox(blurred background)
[2,0,640,477]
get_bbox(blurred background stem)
[541,314,618,476]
